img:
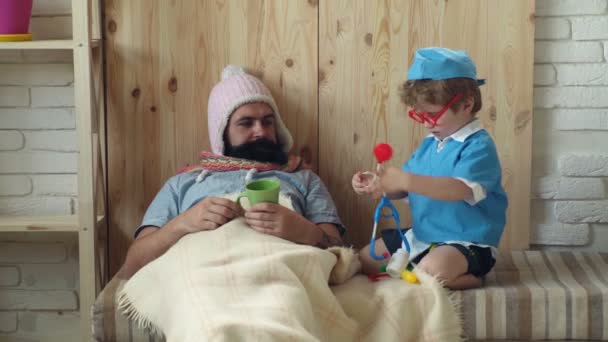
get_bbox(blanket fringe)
[446,287,465,342]
[117,290,165,338]
[414,268,465,342]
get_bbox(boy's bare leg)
[359,239,390,275]
[417,245,481,290]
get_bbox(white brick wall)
[536,0,607,16]
[18,312,79,341]
[572,17,608,40]
[0,267,20,286]
[0,1,80,340]
[532,0,608,250]
[0,312,18,333]
[0,131,24,151]
[535,18,571,40]
[559,154,608,176]
[534,41,604,62]
[29,17,72,40]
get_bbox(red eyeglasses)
[408,93,463,128]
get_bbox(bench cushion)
[93,250,608,341]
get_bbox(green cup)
[236,179,280,207]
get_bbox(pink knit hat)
[207,65,294,155]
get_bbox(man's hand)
[176,197,243,233]
[118,197,243,280]
[244,203,317,244]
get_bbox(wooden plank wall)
[105,0,535,276]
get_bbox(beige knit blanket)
[118,216,462,341]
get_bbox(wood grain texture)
[105,0,318,275]
[106,0,534,275]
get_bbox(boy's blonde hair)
[399,78,482,115]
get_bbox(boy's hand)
[378,166,410,193]
[352,171,381,196]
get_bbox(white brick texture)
[0,108,75,129]
[0,152,77,173]
[32,175,77,196]
[547,109,608,130]
[0,64,73,86]
[534,65,556,86]
[0,87,29,107]
[32,0,72,15]
[536,0,607,16]
[0,243,67,263]
[29,16,72,40]
[0,312,17,333]
[535,17,571,40]
[22,50,73,63]
[531,223,590,246]
[0,51,22,63]
[533,177,606,199]
[535,42,604,63]
[533,0,608,249]
[0,175,32,196]
[18,312,79,340]
[0,266,20,286]
[556,201,608,223]
[572,17,608,40]
[23,130,77,152]
[0,197,73,216]
[0,131,24,151]
[30,87,74,108]
[556,64,608,86]
[534,87,608,108]
[20,264,76,289]
[559,154,608,176]
[0,290,77,311]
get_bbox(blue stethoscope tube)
[369,195,411,261]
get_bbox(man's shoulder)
[294,168,325,183]
[162,171,199,190]
[268,169,327,193]
[295,168,320,177]
[268,168,320,184]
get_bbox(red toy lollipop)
[373,143,393,170]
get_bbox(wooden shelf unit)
[0,0,107,340]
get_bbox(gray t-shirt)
[136,169,344,237]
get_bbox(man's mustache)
[224,139,287,164]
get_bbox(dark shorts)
[381,228,496,277]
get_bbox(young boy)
[352,47,508,290]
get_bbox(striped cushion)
[458,250,608,340]
[92,276,162,342]
[93,250,608,341]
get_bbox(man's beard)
[224,139,288,165]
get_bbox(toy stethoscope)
[366,143,417,284]
[369,194,410,261]
[366,143,411,260]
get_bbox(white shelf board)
[0,39,101,50]
[0,214,105,232]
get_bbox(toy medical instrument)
[367,143,417,284]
